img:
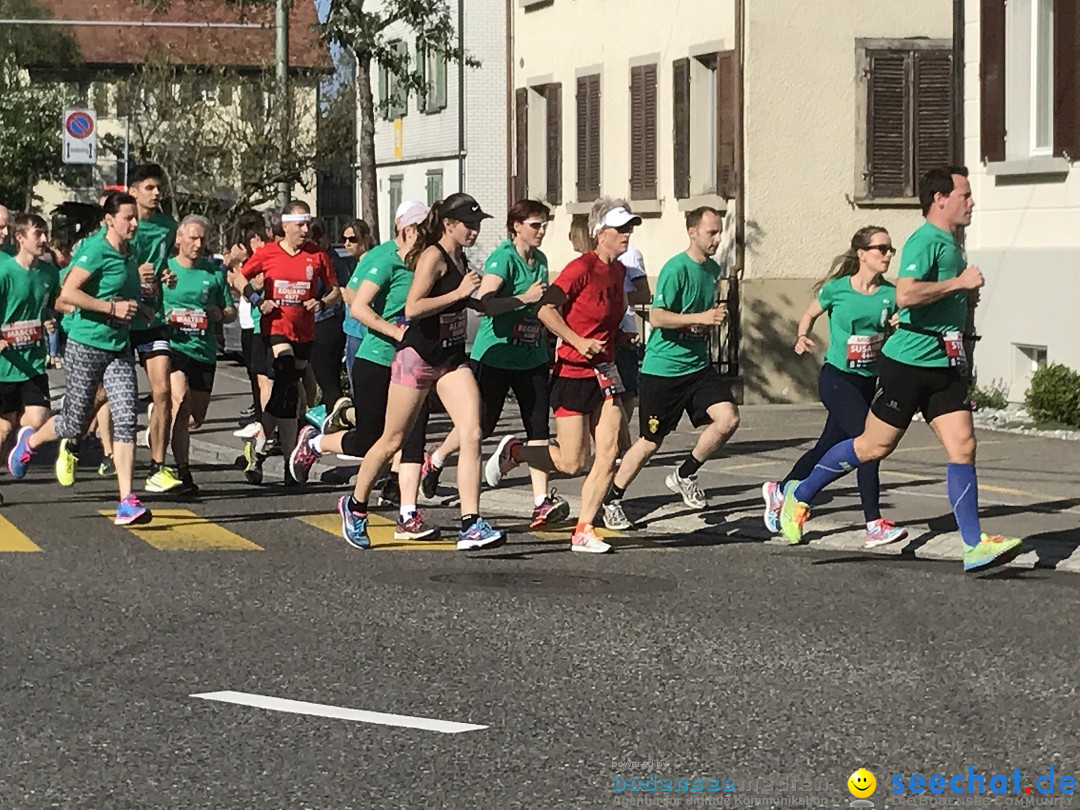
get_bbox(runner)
[777,167,1024,572]
[338,218,375,396]
[334,193,506,551]
[163,215,236,495]
[239,200,339,485]
[484,198,640,554]
[761,226,907,548]
[599,207,739,529]
[126,163,181,494]
[308,220,349,409]
[8,192,150,525]
[288,201,437,541]
[420,199,570,528]
[615,235,652,454]
[227,224,270,439]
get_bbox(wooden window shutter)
[588,75,601,198]
[913,49,954,180]
[629,66,646,198]
[642,64,658,199]
[1053,0,1080,159]
[715,50,736,199]
[578,75,601,200]
[673,58,691,200]
[866,50,911,198]
[545,83,562,205]
[515,87,528,201]
[980,0,1007,162]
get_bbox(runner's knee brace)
[266,354,298,418]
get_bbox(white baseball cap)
[395,200,429,228]
[591,206,642,237]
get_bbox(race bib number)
[169,308,209,335]
[273,279,311,306]
[511,319,542,347]
[594,361,626,397]
[943,330,967,368]
[1,319,43,350]
[439,311,467,347]
[846,333,884,369]
[677,323,709,342]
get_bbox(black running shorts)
[870,355,969,429]
[637,366,735,441]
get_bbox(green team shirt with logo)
[817,277,897,378]
[130,211,177,330]
[345,240,396,339]
[641,252,722,377]
[64,233,142,352]
[882,221,969,368]
[0,254,60,382]
[470,240,549,370]
[355,247,412,367]
[163,257,230,366]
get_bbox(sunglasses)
[615,224,636,234]
[343,235,358,243]
[523,220,548,230]
[864,244,896,255]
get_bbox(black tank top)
[400,243,469,367]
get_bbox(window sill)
[677,194,728,213]
[985,156,1071,177]
[627,198,663,215]
[851,196,922,208]
[565,202,594,215]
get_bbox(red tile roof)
[34,0,333,71]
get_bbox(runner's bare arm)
[794,299,825,354]
[895,266,983,308]
[648,306,724,330]
[352,279,407,342]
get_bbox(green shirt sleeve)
[71,239,104,274]
[897,238,939,282]
[214,275,229,309]
[366,257,393,291]
[483,251,512,289]
[651,260,682,311]
[816,280,834,312]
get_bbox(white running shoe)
[665,469,707,509]
[571,526,612,554]
[233,422,262,439]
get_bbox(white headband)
[281,213,311,223]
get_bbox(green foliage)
[1025,364,1080,428]
[969,376,1009,411]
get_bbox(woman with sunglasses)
[420,199,571,529]
[762,226,906,548]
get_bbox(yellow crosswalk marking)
[100,509,263,551]
[0,513,42,552]
[298,512,457,550]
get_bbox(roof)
[33,0,333,72]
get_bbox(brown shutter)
[980,0,1007,162]
[1054,0,1080,159]
[913,49,954,180]
[642,64,658,199]
[577,74,601,200]
[588,74,601,198]
[545,83,562,205]
[515,87,528,201]
[866,50,911,198]
[673,58,690,200]
[716,50,736,198]
[629,66,649,198]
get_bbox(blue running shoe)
[337,496,370,549]
[7,426,34,479]
[115,493,150,526]
[457,518,506,551]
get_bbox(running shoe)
[7,426,34,479]
[233,422,262,439]
[420,453,442,499]
[304,403,327,430]
[289,425,321,485]
[243,439,264,485]
[98,455,116,477]
[864,519,908,548]
[54,438,78,487]
[484,435,521,487]
[761,481,783,534]
[778,479,809,545]
[457,518,507,551]
[378,477,400,508]
[963,533,1025,572]
[322,397,353,435]
[530,490,571,529]
[601,500,635,531]
[394,510,439,541]
[337,496,370,549]
[263,437,282,457]
[239,404,256,420]
[145,466,182,493]
[665,469,707,509]
[114,493,150,526]
[571,525,612,554]
[178,467,200,496]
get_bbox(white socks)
[431,452,445,469]
[400,505,417,521]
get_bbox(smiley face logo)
[848,768,876,798]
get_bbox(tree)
[323,0,477,241]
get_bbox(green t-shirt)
[882,221,969,368]
[469,240,549,370]
[65,232,142,352]
[817,277,897,377]
[355,246,412,367]
[0,254,59,382]
[640,252,722,377]
[130,211,177,330]
[163,257,230,365]
[345,241,395,338]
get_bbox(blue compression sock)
[793,439,861,504]
[947,463,982,549]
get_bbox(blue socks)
[793,438,861,504]
[947,462,982,549]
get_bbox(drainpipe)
[505,0,514,208]
[953,0,965,163]
[458,0,466,192]
[732,0,745,382]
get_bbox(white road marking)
[191,690,487,734]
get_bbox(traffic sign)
[62,108,97,165]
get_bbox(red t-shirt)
[551,252,626,379]
[241,241,335,343]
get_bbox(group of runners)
[0,162,1024,570]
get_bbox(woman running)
[762,226,906,548]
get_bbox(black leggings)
[782,363,881,522]
[340,357,428,464]
[312,312,345,407]
[473,361,550,440]
[240,328,261,418]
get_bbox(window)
[379,40,409,120]
[513,83,562,204]
[426,170,443,205]
[419,45,448,113]
[388,176,403,239]
[673,51,736,199]
[856,39,953,200]
[629,64,658,200]
[576,74,601,201]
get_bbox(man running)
[777,167,1024,572]
[601,206,739,530]
[163,215,236,495]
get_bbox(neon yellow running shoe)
[963,533,1025,572]
[145,465,182,493]
[54,438,78,487]
[779,479,810,545]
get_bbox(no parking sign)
[62,108,97,165]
